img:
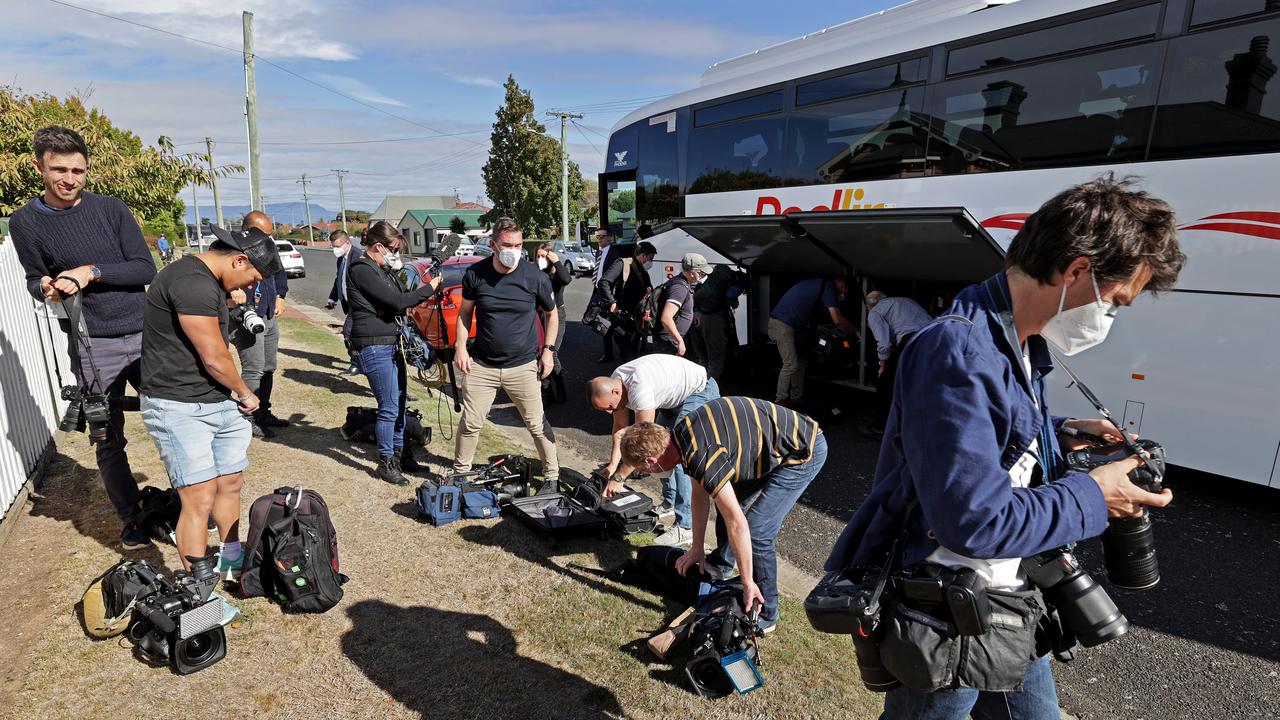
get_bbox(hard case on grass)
[416,476,462,526]
[565,469,659,537]
[508,493,607,540]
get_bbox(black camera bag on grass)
[240,486,349,613]
[564,469,658,538]
[342,406,431,446]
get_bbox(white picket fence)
[0,234,73,521]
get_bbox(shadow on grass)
[342,599,625,720]
[280,367,370,397]
[278,346,346,371]
[27,455,171,570]
[457,523,665,614]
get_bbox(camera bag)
[134,486,181,542]
[508,492,606,541]
[564,469,658,538]
[416,475,463,526]
[458,482,501,520]
[342,406,431,447]
[240,486,349,613]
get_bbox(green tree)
[0,88,238,225]
[481,75,584,237]
[608,189,635,214]
[336,209,371,224]
[449,215,468,234]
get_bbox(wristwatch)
[542,344,557,352]
[89,266,102,281]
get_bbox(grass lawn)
[1,315,880,720]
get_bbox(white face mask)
[383,250,403,271]
[498,247,521,268]
[332,244,348,257]
[1040,271,1117,356]
[537,257,549,270]
[642,259,654,271]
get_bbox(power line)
[45,0,485,145]
[172,130,489,147]
[571,120,601,156]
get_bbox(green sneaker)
[217,552,245,583]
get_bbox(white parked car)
[552,241,596,276]
[454,242,475,257]
[275,240,305,278]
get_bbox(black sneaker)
[248,417,273,439]
[121,522,153,550]
[257,412,290,428]
[377,455,408,486]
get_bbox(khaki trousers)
[453,359,559,479]
[768,318,806,404]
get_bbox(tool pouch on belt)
[878,586,1045,692]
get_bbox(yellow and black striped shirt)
[673,397,821,497]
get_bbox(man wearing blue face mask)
[824,176,1187,720]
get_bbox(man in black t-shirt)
[140,225,280,579]
[452,217,560,483]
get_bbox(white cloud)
[441,72,503,90]
[313,75,408,107]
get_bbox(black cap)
[208,225,283,277]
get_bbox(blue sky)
[5,0,903,215]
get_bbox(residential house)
[368,195,455,226]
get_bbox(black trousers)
[874,333,913,428]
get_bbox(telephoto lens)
[1022,550,1130,647]
[235,306,266,334]
[1102,440,1165,590]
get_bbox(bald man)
[589,354,719,546]
[230,211,291,436]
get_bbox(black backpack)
[635,277,677,337]
[240,486,349,613]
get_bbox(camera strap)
[1047,349,1162,483]
[867,499,918,617]
[62,290,106,395]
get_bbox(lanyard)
[981,274,1057,483]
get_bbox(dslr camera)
[805,567,900,692]
[127,555,229,675]
[685,583,765,699]
[60,384,112,443]
[1065,438,1166,590]
[232,305,266,334]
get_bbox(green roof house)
[398,209,487,254]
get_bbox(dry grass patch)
[2,315,879,720]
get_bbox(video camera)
[231,304,266,334]
[685,583,765,699]
[121,556,229,674]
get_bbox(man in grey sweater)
[10,126,158,550]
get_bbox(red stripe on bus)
[1180,222,1280,240]
[1196,211,1280,226]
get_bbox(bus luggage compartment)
[665,208,1006,390]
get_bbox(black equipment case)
[566,469,659,537]
[508,493,607,541]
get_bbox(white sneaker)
[655,502,676,519]
[653,526,693,547]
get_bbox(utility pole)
[297,174,314,246]
[205,137,225,228]
[546,110,582,243]
[333,169,349,233]
[243,11,262,212]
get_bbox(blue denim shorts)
[140,396,252,487]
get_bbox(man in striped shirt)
[620,397,828,632]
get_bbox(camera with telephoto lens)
[805,567,901,691]
[232,305,266,334]
[60,384,112,443]
[1064,438,1166,590]
[685,584,765,699]
[127,554,229,675]
[1021,548,1129,648]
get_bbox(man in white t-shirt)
[589,354,719,545]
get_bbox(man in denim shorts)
[140,224,280,579]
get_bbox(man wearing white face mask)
[453,217,560,485]
[825,176,1186,719]
[346,221,442,485]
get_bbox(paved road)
[292,246,1280,719]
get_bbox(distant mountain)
[184,201,335,227]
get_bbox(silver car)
[552,241,596,276]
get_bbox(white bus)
[598,0,1280,487]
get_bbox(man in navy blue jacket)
[825,176,1185,719]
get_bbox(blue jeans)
[880,656,1060,720]
[657,377,720,529]
[706,432,827,622]
[355,344,407,457]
